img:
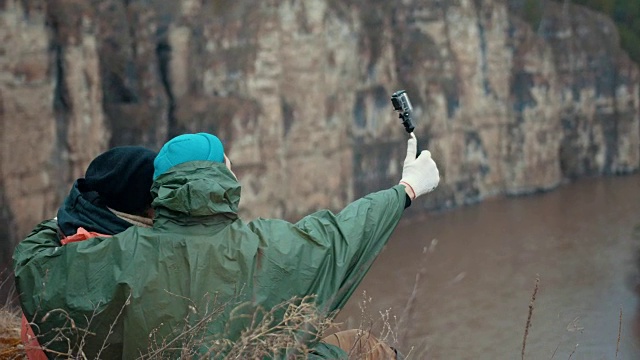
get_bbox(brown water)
[337,174,640,360]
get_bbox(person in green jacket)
[14,132,439,359]
[15,146,158,360]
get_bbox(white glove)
[399,133,440,200]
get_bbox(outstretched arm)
[248,133,440,314]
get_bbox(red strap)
[60,227,111,245]
[21,314,48,360]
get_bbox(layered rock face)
[1,0,638,287]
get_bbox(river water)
[337,174,640,360]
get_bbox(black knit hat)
[83,146,157,215]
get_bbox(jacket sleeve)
[247,185,407,314]
[13,219,64,319]
[13,219,61,268]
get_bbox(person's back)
[131,159,409,357]
[14,146,157,359]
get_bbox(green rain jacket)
[14,161,408,359]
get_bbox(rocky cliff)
[1,0,638,294]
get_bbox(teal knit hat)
[153,133,225,180]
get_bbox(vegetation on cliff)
[519,0,640,64]
[571,0,640,64]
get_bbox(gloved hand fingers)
[399,146,441,198]
[404,133,417,164]
[417,150,432,159]
[417,150,440,179]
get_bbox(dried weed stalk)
[344,243,435,360]
[616,306,622,359]
[521,274,539,360]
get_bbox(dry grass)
[0,275,423,360]
[0,306,22,360]
[1,245,629,360]
[141,294,338,359]
[346,291,426,359]
[337,240,439,360]
[0,242,428,360]
[2,275,627,360]
[0,272,23,360]
[0,294,341,360]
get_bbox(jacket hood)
[57,180,133,236]
[151,161,241,226]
